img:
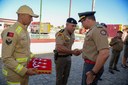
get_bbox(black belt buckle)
[58,54,72,57]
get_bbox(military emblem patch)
[6,38,12,45]
[65,36,70,42]
[7,32,14,37]
[65,39,70,42]
[100,30,107,35]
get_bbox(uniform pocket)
[20,36,28,47]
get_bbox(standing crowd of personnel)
[1,5,128,85]
[108,30,128,74]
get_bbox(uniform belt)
[58,54,72,57]
[84,59,95,64]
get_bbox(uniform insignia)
[6,38,12,45]
[7,32,14,37]
[59,29,64,33]
[57,29,64,36]
[96,24,103,28]
[65,39,70,42]
[65,36,70,42]
[57,33,63,36]
[100,30,107,35]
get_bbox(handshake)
[72,49,82,56]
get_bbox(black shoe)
[113,68,120,72]
[99,78,102,81]
[109,69,114,74]
[121,64,128,69]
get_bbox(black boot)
[121,64,128,69]
[109,69,114,74]
[113,67,120,72]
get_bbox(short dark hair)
[117,31,123,34]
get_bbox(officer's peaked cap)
[66,18,77,24]
[78,11,96,22]
[17,5,39,18]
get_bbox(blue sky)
[0,0,128,26]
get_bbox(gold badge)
[65,36,70,42]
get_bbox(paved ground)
[0,52,128,85]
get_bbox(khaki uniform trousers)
[55,56,71,85]
[109,49,121,69]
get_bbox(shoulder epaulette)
[56,29,65,39]
[15,26,23,35]
[96,24,103,28]
[59,29,64,33]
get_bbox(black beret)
[100,23,107,28]
[66,18,77,24]
[117,31,123,34]
[78,11,96,22]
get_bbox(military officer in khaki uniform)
[122,31,128,68]
[54,18,81,85]
[1,5,38,85]
[109,31,123,74]
[78,11,109,85]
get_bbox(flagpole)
[68,0,72,17]
[39,0,42,39]
[92,0,95,11]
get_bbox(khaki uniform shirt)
[55,29,75,55]
[1,22,33,76]
[124,34,128,45]
[82,23,109,62]
[110,36,123,51]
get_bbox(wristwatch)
[90,70,97,75]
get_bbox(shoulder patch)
[7,32,14,37]
[57,32,63,36]
[100,30,107,35]
[6,38,12,45]
[56,32,65,40]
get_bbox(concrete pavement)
[0,51,128,85]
